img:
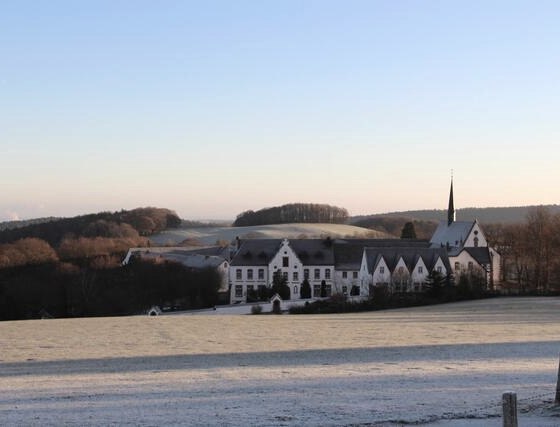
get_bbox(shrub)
[251,304,263,315]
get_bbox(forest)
[0,207,222,321]
[233,203,349,226]
[484,206,560,292]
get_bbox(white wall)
[372,258,391,287]
[333,270,360,294]
[463,222,488,247]
[268,240,306,299]
[410,258,429,289]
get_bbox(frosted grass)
[1,297,559,426]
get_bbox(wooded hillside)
[0,207,225,321]
[0,207,181,247]
[234,203,349,227]
[351,204,560,225]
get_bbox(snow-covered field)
[1,298,559,426]
[149,223,389,246]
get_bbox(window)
[342,285,347,294]
[418,266,423,273]
[455,262,461,271]
[353,271,358,279]
[342,271,347,279]
[468,262,473,270]
[282,271,288,281]
[314,269,320,280]
[235,285,243,297]
[325,269,331,279]
[379,266,385,274]
[414,282,421,292]
[313,285,321,297]
[293,285,298,295]
[437,266,442,273]
[304,269,309,279]
[236,269,242,280]
[293,271,298,281]
[258,269,264,280]
[474,237,479,247]
[283,257,289,267]
[247,269,253,280]
[398,266,404,274]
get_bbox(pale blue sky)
[2,1,559,221]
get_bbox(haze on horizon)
[2,1,559,222]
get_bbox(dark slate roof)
[141,252,227,269]
[289,239,335,266]
[463,247,492,265]
[172,246,230,258]
[364,247,451,273]
[334,238,430,247]
[430,220,475,248]
[333,243,365,270]
[333,239,430,270]
[230,239,282,266]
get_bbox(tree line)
[233,203,349,227]
[485,206,560,292]
[0,207,223,321]
[0,259,221,320]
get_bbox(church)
[429,179,500,288]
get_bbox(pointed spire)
[448,173,455,226]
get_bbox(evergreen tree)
[424,270,445,298]
[300,278,311,299]
[271,270,290,300]
[400,222,417,239]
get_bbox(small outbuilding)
[147,306,162,316]
[270,294,283,314]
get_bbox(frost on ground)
[1,297,559,426]
[149,223,388,246]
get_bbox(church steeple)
[448,176,455,225]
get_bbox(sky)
[1,1,559,221]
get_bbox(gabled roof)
[333,239,430,270]
[463,247,492,265]
[430,220,476,249]
[364,247,450,273]
[230,239,282,266]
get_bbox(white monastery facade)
[228,180,500,303]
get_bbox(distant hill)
[150,223,391,246]
[351,204,560,226]
[0,207,182,246]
